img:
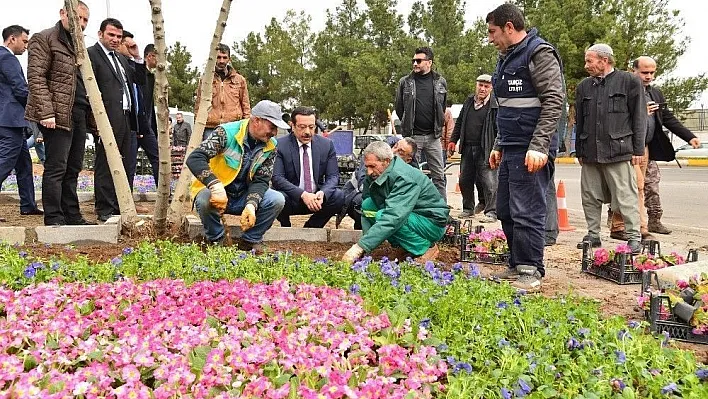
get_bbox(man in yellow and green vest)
[187,100,289,252]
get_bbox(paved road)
[446,164,708,250]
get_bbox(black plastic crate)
[649,294,708,344]
[440,219,461,246]
[460,227,509,264]
[338,171,352,187]
[641,249,699,293]
[580,240,664,285]
[83,147,96,171]
[580,241,641,284]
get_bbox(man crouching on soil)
[187,100,289,253]
[342,141,449,263]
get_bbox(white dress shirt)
[97,41,131,111]
[298,140,315,192]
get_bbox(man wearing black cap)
[187,100,289,252]
[448,74,499,223]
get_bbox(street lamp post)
[106,0,111,17]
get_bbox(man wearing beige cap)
[575,43,646,254]
[187,100,289,252]
[448,74,499,222]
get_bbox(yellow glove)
[342,243,364,263]
[240,203,256,231]
[208,181,228,214]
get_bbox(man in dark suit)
[118,31,158,195]
[272,106,344,228]
[87,18,145,221]
[0,25,42,216]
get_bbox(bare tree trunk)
[166,0,233,225]
[64,0,137,227]
[148,0,172,233]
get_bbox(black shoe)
[610,230,628,241]
[627,239,641,255]
[545,237,557,247]
[97,214,116,222]
[67,218,98,226]
[21,208,44,215]
[577,234,601,249]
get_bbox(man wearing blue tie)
[0,25,43,217]
[272,106,344,228]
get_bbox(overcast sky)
[3,0,707,106]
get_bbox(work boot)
[610,230,628,241]
[491,268,521,281]
[236,238,265,255]
[474,203,485,215]
[577,234,601,249]
[641,232,656,242]
[648,215,672,234]
[511,265,542,292]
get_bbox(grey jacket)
[395,71,447,138]
[575,70,647,163]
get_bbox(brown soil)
[2,165,705,360]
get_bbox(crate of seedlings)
[580,240,663,285]
[440,219,473,246]
[460,226,510,264]
[648,289,708,344]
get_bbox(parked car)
[674,143,708,158]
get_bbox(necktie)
[109,51,131,109]
[302,144,312,193]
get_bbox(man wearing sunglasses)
[395,46,448,201]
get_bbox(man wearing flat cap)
[575,43,646,254]
[187,100,289,252]
[448,74,499,223]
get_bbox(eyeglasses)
[412,58,429,64]
[296,124,316,131]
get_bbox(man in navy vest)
[486,4,564,291]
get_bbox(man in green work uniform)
[341,141,449,262]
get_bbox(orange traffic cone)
[557,180,575,231]
[455,172,461,193]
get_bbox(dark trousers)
[278,189,345,228]
[127,131,160,187]
[41,108,88,224]
[496,147,550,276]
[460,144,498,215]
[545,160,558,241]
[0,126,37,213]
[94,112,133,217]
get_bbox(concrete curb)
[0,216,121,245]
[555,158,707,167]
[185,215,361,243]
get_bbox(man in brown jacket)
[195,43,251,141]
[25,1,96,226]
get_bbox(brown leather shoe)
[416,244,440,263]
[641,232,656,242]
[610,230,628,241]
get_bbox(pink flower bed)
[0,279,446,398]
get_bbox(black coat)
[450,94,498,166]
[87,43,145,134]
[646,86,696,161]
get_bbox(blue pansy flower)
[349,284,360,295]
[419,318,431,329]
[696,369,708,380]
[660,383,678,395]
[615,350,626,364]
[23,265,36,278]
[501,388,512,399]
